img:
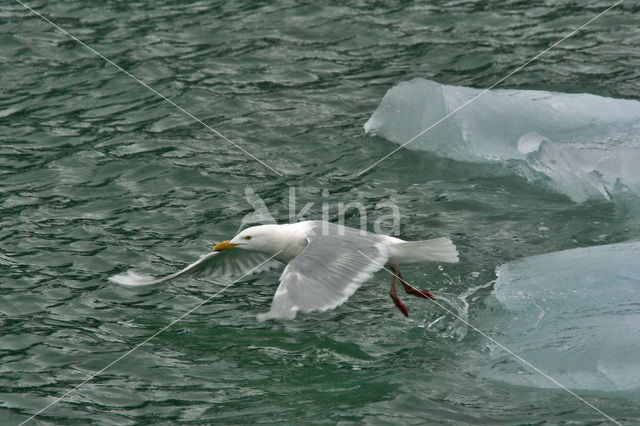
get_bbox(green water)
[2,1,640,424]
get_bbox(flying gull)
[109,221,459,320]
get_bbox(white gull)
[109,220,459,320]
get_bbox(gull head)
[213,224,302,257]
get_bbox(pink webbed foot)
[388,264,409,316]
[396,270,436,300]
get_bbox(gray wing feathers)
[109,250,278,287]
[258,222,389,321]
[193,251,277,277]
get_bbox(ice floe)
[473,241,640,392]
[365,78,640,202]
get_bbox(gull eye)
[244,236,252,240]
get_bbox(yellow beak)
[213,240,238,252]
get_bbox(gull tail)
[390,238,459,264]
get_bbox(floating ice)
[364,78,640,202]
[525,137,640,202]
[473,241,640,392]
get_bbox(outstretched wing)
[257,222,389,321]
[109,249,280,287]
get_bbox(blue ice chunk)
[365,79,640,201]
[475,241,640,392]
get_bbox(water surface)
[1,1,639,424]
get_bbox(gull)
[109,221,459,320]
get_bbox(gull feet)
[388,264,436,316]
[388,264,409,316]
[400,277,436,300]
[390,288,409,316]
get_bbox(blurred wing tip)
[108,270,158,287]
[256,306,299,322]
[256,311,292,323]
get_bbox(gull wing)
[109,249,280,287]
[258,222,389,321]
